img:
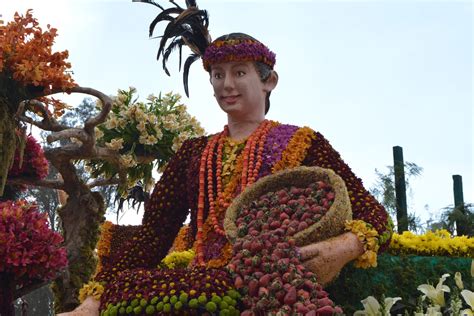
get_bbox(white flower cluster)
[354,264,474,316]
[88,87,205,192]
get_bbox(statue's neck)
[226,118,265,141]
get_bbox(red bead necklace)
[196,120,272,265]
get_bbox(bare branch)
[17,100,69,132]
[70,87,113,132]
[87,177,120,188]
[8,177,64,190]
[47,128,91,144]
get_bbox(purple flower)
[258,124,299,178]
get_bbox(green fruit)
[145,305,156,315]
[118,307,126,315]
[229,306,239,316]
[110,306,118,316]
[125,306,133,314]
[219,301,229,310]
[219,309,230,316]
[170,295,178,305]
[179,293,188,304]
[140,298,148,307]
[189,298,199,309]
[163,295,169,303]
[131,299,139,307]
[198,295,207,305]
[163,303,171,313]
[174,301,183,310]
[205,301,217,313]
[150,296,159,305]
[227,289,241,300]
[223,296,233,305]
[121,301,127,307]
[107,303,113,309]
[103,311,109,316]
[133,306,142,315]
[211,295,222,304]
[156,302,164,311]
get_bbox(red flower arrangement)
[0,200,67,286]
[0,200,67,315]
[8,134,49,181]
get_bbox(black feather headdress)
[133,0,211,97]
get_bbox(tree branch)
[19,100,69,132]
[7,177,65,190]
[47,128,90,144]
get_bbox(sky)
[2,0,472,227]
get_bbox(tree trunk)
[52,185,105,312]
[0,101,18,197]
[0,273,15,316]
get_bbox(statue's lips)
[221,95,240,104]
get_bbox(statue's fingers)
[298,243,320,261]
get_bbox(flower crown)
[203,39,276,71]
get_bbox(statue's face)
[210,61,269,119]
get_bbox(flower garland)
[198,139,246,269]
[388,229,474,258]
[272,126,316,173]
[195,120,275,266]
[202,39,276,71]
[345,219,380,268]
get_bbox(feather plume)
[183,53,200,97]
[136,0,212,96]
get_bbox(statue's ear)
[264,70,279,93]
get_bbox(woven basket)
[224,166,352,247]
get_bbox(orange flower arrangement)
[95,221,114,275]
[0,10,76,116]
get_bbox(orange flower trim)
[272,126,316,173]
[0,10,76,116]
[95,221,114,275]
[170,225,192,253]
[345,219,380,268]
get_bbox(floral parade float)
[0,6,472,316]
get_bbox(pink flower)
[8,135,49,180]
[0,200,67,287]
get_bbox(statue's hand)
[298,232,364,286]
[56,296,100,316]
